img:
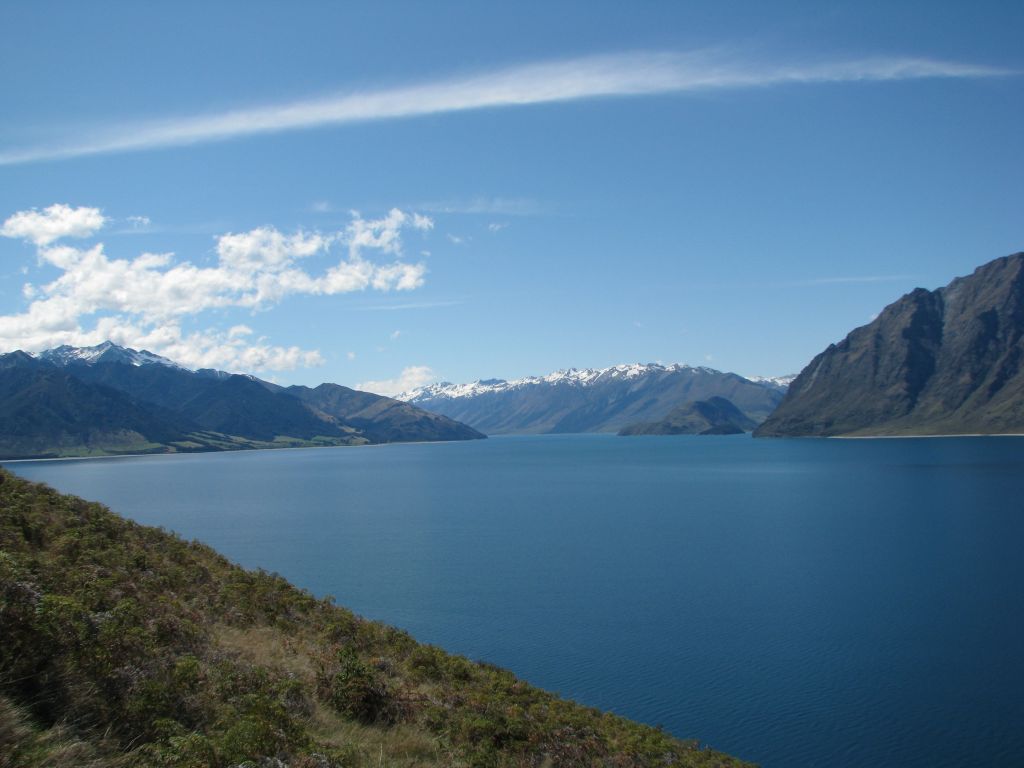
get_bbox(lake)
[7,434,1024,767]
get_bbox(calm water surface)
[9,434,1024,767]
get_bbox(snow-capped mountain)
[39,341,185,370]
[401,362,787,435]
[745,374,798,390]
[400,363,723,402]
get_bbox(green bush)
[318,647,397,724]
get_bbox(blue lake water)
[7,434,1024,767]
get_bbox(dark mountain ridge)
[0,354,198,457]
[756,252,1024,437]
[63,360,335,441]
[0,343,483,458]
[619,396,757,436]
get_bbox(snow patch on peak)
[746,374,797,389]
[400,362,725,402]
[39,341,187,370]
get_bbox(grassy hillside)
[0,470,752,767]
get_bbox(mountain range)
[0,342,483,459]
[756,252,1024,437]
[12,252,1019,454]
[401,363,788,434]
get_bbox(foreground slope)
[757,253,1024,437]
[0,470,749,767]
[403,364,784,435]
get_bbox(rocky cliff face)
[756,253,1024,437]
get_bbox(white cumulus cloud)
[1,204,106,246]
[0,204,433,372]
[346,208,432,258]
[358,365,436,398]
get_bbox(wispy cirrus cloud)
[354,300,463,311]
[0,51,1012,166]
[788,274,917,286]
[416,197,545,217]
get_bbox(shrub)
[318,647,397,724]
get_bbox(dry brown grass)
[213,625,453,768]
[214,623,317,680]
[309,703,453,768]
[0,699,115,768]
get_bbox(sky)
[1,1,1021,395]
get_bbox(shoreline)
[0,435,478,464]
[830,433,1024,439]
[8,430,1024,463]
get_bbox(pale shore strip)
[831,433,1024,439]
[0,437,470,464]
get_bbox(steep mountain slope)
[68,360,343,442]
[402,363,785,434]
[64,355,483,444]
[0,469,750,767]
[0,342,484,458]
[619,396,757,436]
[0,352,206,458]
[756,253,1024,437]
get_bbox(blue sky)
[1,1,1021,394]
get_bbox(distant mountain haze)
[0,342,483,458]
[756,253,1024,437]
[402,363,787,434]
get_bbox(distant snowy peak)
[746,374,797,390]
[39,341,187,370]
[401,362,728,402]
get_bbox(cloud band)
[0,51,1011,166]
